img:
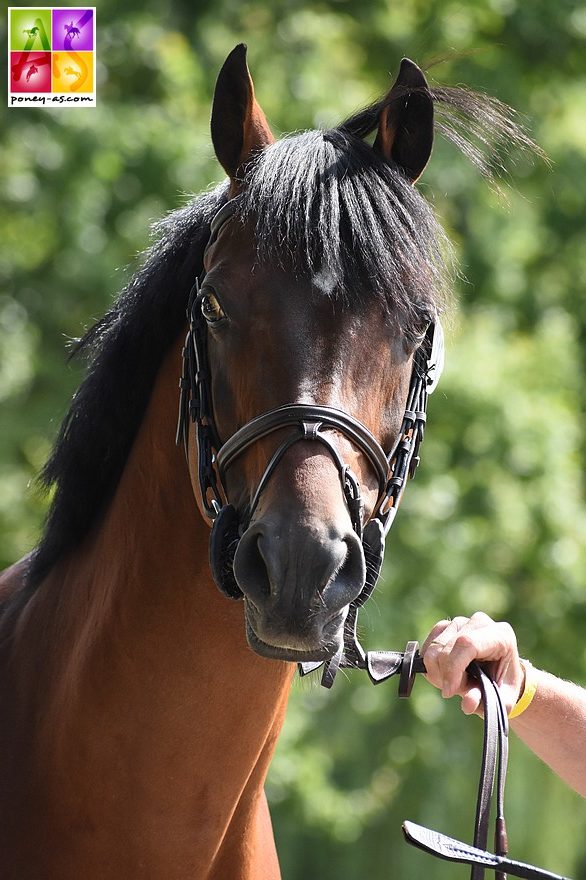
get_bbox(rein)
[176,199,571,880]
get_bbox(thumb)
[460,685,483,716]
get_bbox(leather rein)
[176,198,570,880]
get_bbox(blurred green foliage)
[1,1,586,878]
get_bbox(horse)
[0,44,533,880]
[64,22,81,39]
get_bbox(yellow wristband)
[508,659,538,719]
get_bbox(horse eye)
[201,292,226,324]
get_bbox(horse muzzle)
[232,516,366,661]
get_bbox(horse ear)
[373,58,434,184]
[211,44,274,181]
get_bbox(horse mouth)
[244,603,343,663]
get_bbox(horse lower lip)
[244,610,340,662]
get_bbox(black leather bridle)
[177,198,445,681]
[176,198,570,880]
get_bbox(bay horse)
[0,45,533,880]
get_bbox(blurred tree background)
[2,1,586,878]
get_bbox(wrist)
[513,657,526,701]
[509,658,538,719]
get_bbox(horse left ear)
[211,44,275,182]
[373,58,434,184]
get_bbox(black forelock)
[240,126,450,339]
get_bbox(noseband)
[176,198,445,684]
[175,199,568,880]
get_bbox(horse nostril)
[323,531,366,612]
[252,534,273,599]
[233,527,272,602]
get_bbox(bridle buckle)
[301,421,321,440]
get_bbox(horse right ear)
[373,58,434,184]
[211,44,274,184]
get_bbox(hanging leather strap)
[302,644,572,880]
[398,657,570,880]
[468,663,508,879]
[402,823,570,880]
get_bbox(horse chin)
[244,603,343,663]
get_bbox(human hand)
[421,612,525,715]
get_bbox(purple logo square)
[52,9,94,51]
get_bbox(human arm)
[421,612,586,798]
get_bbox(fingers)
[422,614,480,697]
[422,612,524,714]
[420,618,452,654]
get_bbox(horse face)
[203,44,435,661]
[201,220,413,661]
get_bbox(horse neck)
[7,335,294,878]
[40,332,294,693]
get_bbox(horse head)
[182,45,446,664]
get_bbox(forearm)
[511,669,586,797]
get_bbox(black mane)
[27,186,228,586]
[26,84,535,587]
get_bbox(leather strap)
[402,823,570,880]
[468,663,508,879]
[237,418,365,535]
[209,199,239,239]
[301,645,570,880]
[216,404,390,495]
[397,657,569,880]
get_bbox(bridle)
[176,198,570,880]
[177,198,445,682]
